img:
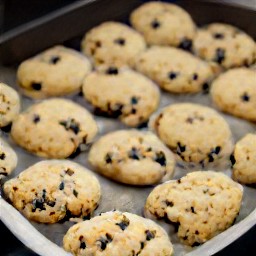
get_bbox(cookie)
[0,82,20,128]
[232,134,256,184]
[81,22,146,68]
[0,138,18,179]
[88,130,175,185]
[11,98,98,158]
[133,46,217,93]
[63,211,174,256]
[82,68,160,127]
[193,23,256,69]
[17,46,92,99]
[3,160,101,223]
[150,103,233,168]
[144,171,243,246]
[211,68,256,122]
[130,1,196,49]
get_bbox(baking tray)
[0,0,256,256]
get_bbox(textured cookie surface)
[17,46,92,98]
[232,134,256,184]
[0,138,17,179]
[211,68,256,122]
[89,130,175,185]
[145,171,243,246]
[3,160,101,223]
[130,1,196,49]
[11,98,98,158]
[134,46,216,93]
[82,69,160,126]
[150,103,233,167]
[0,82,20,127]
[193,23,256,69]
[81,22,146,68]
[63,211,173,256]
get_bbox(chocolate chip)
[166,200,174,207]
[186,117,194,124]
[80,242,86,249]
[177,142,186,153]
[42,189,46,200]
[215,48,225,64]
[46,201,55,207]
[0,123,12,133]
[105,153,112,164]
[95,41,102,47]
[107,102,123,118]
[191,206,196,213]
[168,71,179,80]
[179,38,192,51]
[208,153,215,163]
[116,216,130,230]
[230,154,236,166]
[131,108,137,114]
[65,168,74,176]
[140,242,145,249]
[145,230,156,241]
[32,198,46,212]
[31,82,42,91]
[114,38,125,46]
[59,118,80,134]
[50,56,60,64]
[241,92,250,102]
[151,20,160,29]
[192,242,201,247]
[213,33,224,39]
[128,147,140,160]
[98,234,112,251]
[214,146,221,154]
[73,189,78,197]
[192,73,198,80]
[202,82,210,94]
[131,96,139,105]
[0,153,6,160]
[33,114,40,124]
[106,67,118,75]
[155,151,166,166]
[59,181,65,190]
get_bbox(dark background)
[0,0,255,255]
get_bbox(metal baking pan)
[0,1,256,256]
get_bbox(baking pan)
[0,1,256,256]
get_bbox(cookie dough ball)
[3,160,101,223]
[82,68,160,127]
[89,130,175,185]
[0,138,18,179]
[11,98,98,158]
[63,211,174,256]
[17,46,92,99]
[130,1,196,49]
[232,134,256,184]
[145,171,243,246]
[211,68,256,122]
[193,23,256,69]
[134,46,217,93]
[81,22,146,68]
[0,83,20,128]
[150,103,233,168]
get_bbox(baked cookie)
[232,134,256,184]
[17,46,92,98]
[133,46,217,93]
[211,68,256,122]
[81,22,146,68]
[144,171,243,246]
[130,1,196,49]
[0,138,18,179]
[82,68,160,127]
[3,160,101,223]
[0,82,20,128]
[88,130,175,185]
[150,103,233,168]
[63,211,174,256]
[11,98,98,158]
[193,23,256,69]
